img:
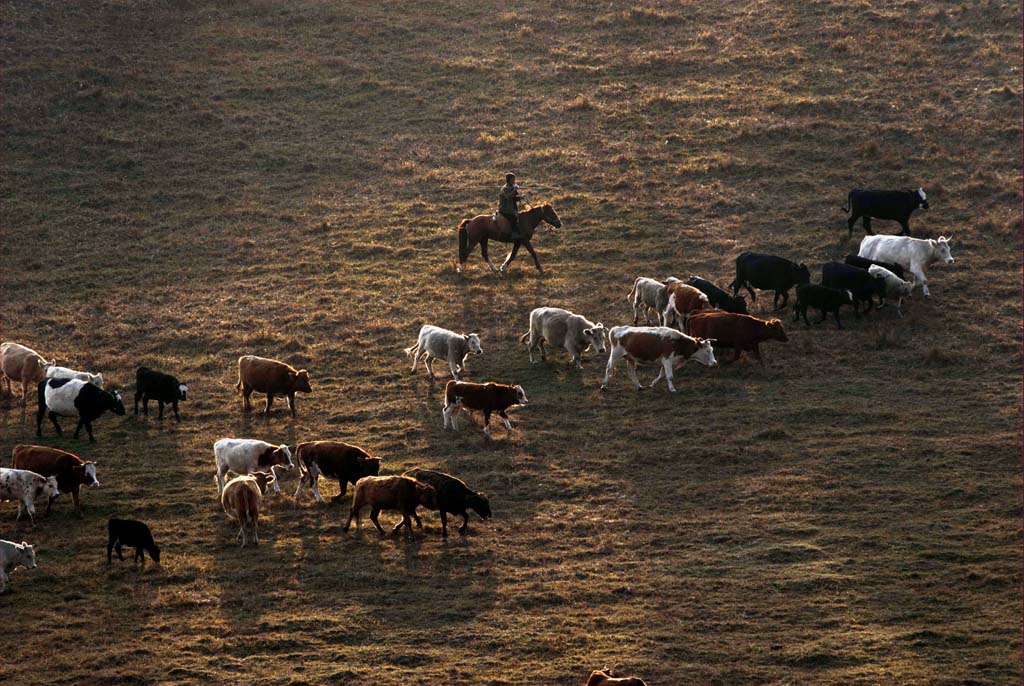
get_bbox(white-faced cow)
[36,378,126,442]
[134,367,187,421]
[868,264,915,317]
[442,381,528,437]
[0,468,60,525]
[0,342,52,404]
[845,188,928,237]
[601,326,717,393]
[404,325,482,381]
[0,539,37,593]
[12,445,99,517]
[519,307,607,369]
[214,438,294,496]
[858,235,954,297]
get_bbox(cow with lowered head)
[235,355,311,416]
[404,468,491,536]
[685,276,748,314]
[214,438,293,496]
[36,378,126,442]
[520,307,607,369]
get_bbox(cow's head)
[178,383,188,401]
[468,492,492,520]
[36,475,60,500]
[108,390,127,416]
[251,471,277,495]
[291,370,312,393]
[513,385,528,405]
[731,294,749,314]
[917,187,929,209]
[688,337,718,367]
[82,461,99,487]
[844,290,855,304]
[17,543,36,570]
[464,333,483,355]
[274,445,294,469]
[766,318,789,342]
[360,456,382,478]
[582,324,608,354]
[932,236,954,265]
[88,373,104,388]
[415,482,438,510]
[795,263,811,284]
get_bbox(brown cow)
[662,282,711,328]
[221,473,269,547]
[234,355,311,416]
[442,381,528,437]
[293,441,381,504]
[11,445,99,517]
[685,310,788,367]
[585,668,648,686]
[601,326,717,393]
[342,475,438,536]
[0,343,52,405]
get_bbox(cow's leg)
[172,400,181,422]
[899,219,911,236]
[370,507,386,535]
[772,291,781,309]
[753,344,765,369]
[252,518,259,546]
[422,354,437,381]
[601,347,625,390]
[264,393,273,414]
[394,513,412,534]
[217,467,227,496]
[270,466,282,494]
[311,470,326,504]
[107,538,115,563]
[662,358,677,393]
[499,242,521,272]
[410,344,421,374]
[448,353,461,380]
[818,307,827,324]
[116,542,125,561]
[523,241,544,273]
[83,421,95,443]
[45,494,57,516]
[847,213,860,237]
[241,385,252,412]
[287,393,296,416]
[331,479,348,503]
[142,397,149,416]
[480,239,499,273]
[133,391,141,415]
[625,359,643,391]
[49,412,63,436]
[911,265,929,297]
[862,216,874,235]
[649,365,665,389]
[342,505,358,531]
[834,309,844,329]
[896,297,904,319]
[459,512,469,534]
[442,402,455,430]
[72,489,82,518]
[482,410,492,437]
[157,400,165,419]
[498,410,512,432]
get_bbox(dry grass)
[0,1,1021,685]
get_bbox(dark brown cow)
[293,441,381,504]
[442,381,528,437]
[234,355,311,416]
[662,282,711,328]
[685,310,788,367]
[403,468,491,536]
[342,475,438,536]
[601,326,717,393]
[12,445,98,517]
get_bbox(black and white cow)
[729,252,811,309]
[821,262,887,313]
[36,378,126,442]
[844,188,928,237]
[134,367,188,421]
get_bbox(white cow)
[602,326,717,393]
[45,366,104,388]
[0,539,37,593]
[859,235,954,297]
[519,307,608,368]
[627,277,680,326]
[868,264,915,318]
[214,438,293,496]
[404,325,482,380]
[0,468,60,525]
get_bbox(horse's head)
[540,203,562,228]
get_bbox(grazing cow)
[107,518,160,563]
[663,282,711,328]
[844,188,928,237]
[442,381,528,437]
[585,668,648,686]
[601,326,717,393]
[0,468,60,525]
[12,445,98,517]
[868,264,915,318]
[404,468,491,536]
[293,441,381,504]
[221,474,268,547]
[134,367,187,421]
[729,252,810,309]
[793,284,855,329]
[519,307,607,368]
[685,276,748,314]
[0,540,37,593]
[685,311,788,367]
[404,325,482,380]
[342,475,438,536]
[45,366,103,388]
[36,378,126,442]
[859,235,954,297]
[214,438,293,495]
[626,276,680,325]
[235,355,311,416]
[0,342,52,404]
[844,254,906,281]
[822,262,887,313]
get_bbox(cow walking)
[845,188,928,237]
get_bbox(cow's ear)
[583,328,593,336]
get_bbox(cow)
[403,468,491,536]
[844,188,928,237]
[0,342,52,404]
[107,518,160,564]
[45,366,103,388]
[662,282,711,328]
[12,445,99,517]
[221,474,269,547]
[293,440,381,504]
[685,311,788,367]
[601,326,717,393]
[822,262,887,313]
[868,264,915,318]
[442,381,528,437]
[793,284,855,329]
[585,668,648,686]
[0,540,37,593]
[36,378,126,442]
[685,276,748,314]
[729,252,810,309]
[134,367,187,421]
[859,235,954,297]
[626,276,680,325]
[0,468,60,525]
[844,254,906,281]
[235,355,311,416]
[404,325,482,380]
[213,438,293,496]
[342,475,438,536]
[519,307,607,368]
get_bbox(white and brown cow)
[519,307,607,368]
[601,326,717,393]
[442,381,528,437]
[213,438,293,496]
[404,325,482,380]
[626,277,680,326]
[662,282,711,329]
[0,468,60,525]
[0,342,53,404]
[221,473,271,547]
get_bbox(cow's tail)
[403,342,420,357]
[626,279,638,304]
[518,331,530,344]
[457,219,470,265]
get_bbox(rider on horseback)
[498,172,523,242]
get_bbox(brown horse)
[456,204,562,275]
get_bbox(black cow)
[793,284,855,329]
[844,254,906,280]
[404,468,491,536]
[37,378,127,442]
[134,367,187,421]
[107,518,160,563]
[821,262,887,313]
[729,252,811,309]
[685,276,748,314]
[844,188,928,237]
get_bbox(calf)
[685,276,748,314]
[403,468,491,536]
[626,277,680,325]
[235,355,311,415]
[214,438,293,495]
[0,342,52,404]
[293,441,381,504]
[442,381,528,437]
[844,254,906,281]
[134,367,187,421]
[12,445,99,517]
[729,252,810,309]
[0,540,37,593]
[45,366,103,388]
[221,474,267,547]
[845,188,928,237]
[520,307,607,368]
[868,264,915,318]
[585,668,648,686]
[601,326,717,393]
[36,378,126,442]
[822,262,887,313]
[0,468,60,525]
[663,282,711,328]
[793,284,855,329]
[342,475,438,536]
[107,518,160,563]
[404,325,482,380]
[685,311,788,368]
[859,234,954,297]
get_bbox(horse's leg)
[500,242,521,272]
[524,241,544,273]
[480,239,499,273]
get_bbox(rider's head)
[505,172,516,184]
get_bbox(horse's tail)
[457,219,470,264]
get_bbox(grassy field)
[0,1,1021,684]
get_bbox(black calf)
[794,284,855,329]
[107,518,160,563]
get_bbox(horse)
[456,203,562,275]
